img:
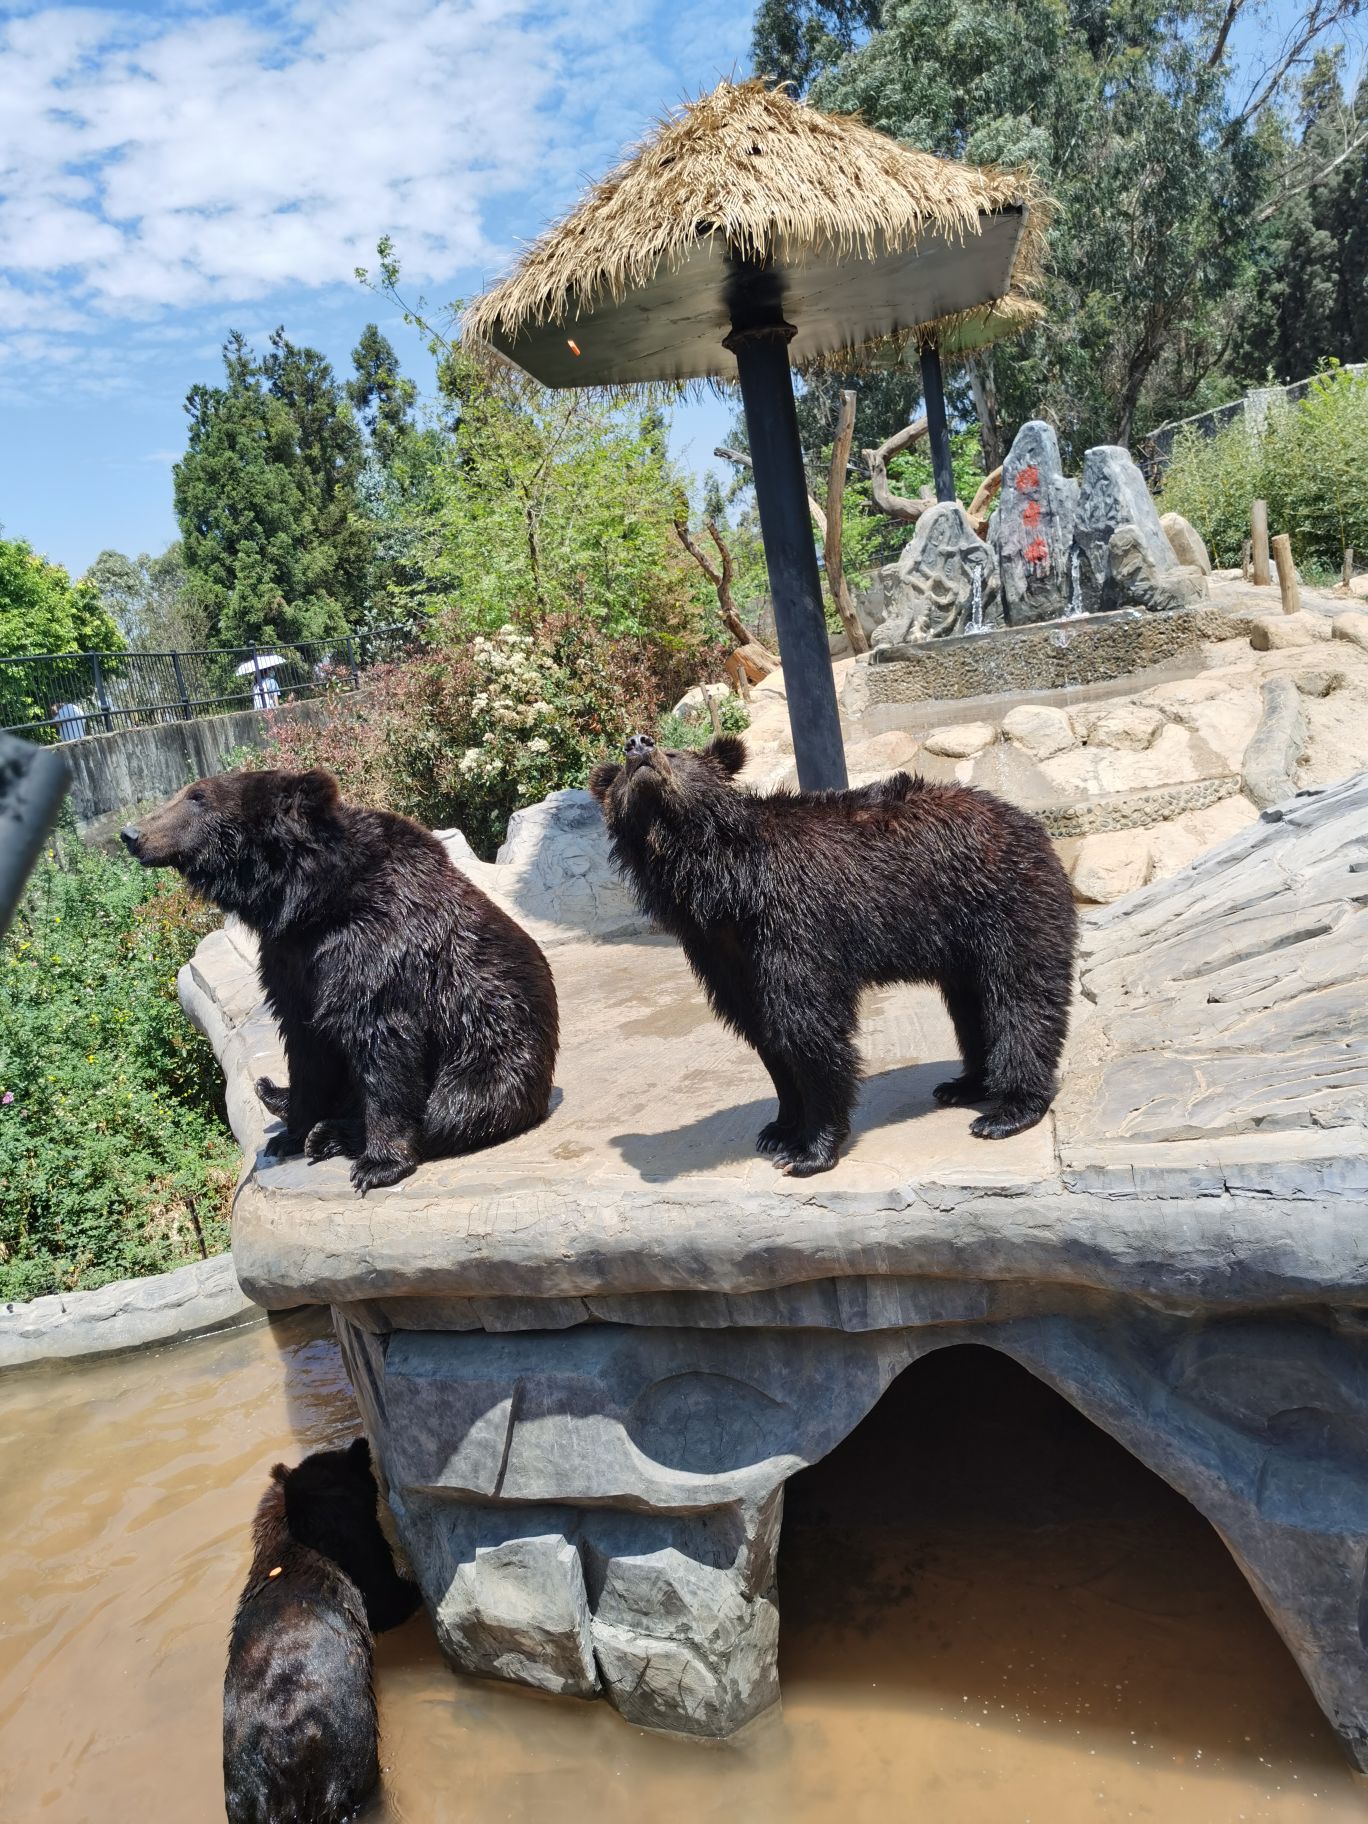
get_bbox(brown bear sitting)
[122,770,558,1194]
[590,734,1077,1176]
[223,1439,414,1824]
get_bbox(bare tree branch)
[1207,0,1245,68]
[672,513,778,662]
[862,417,932,523]
[1256,121,1368,220]
[1235,0,1361,123]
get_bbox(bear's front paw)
[756,1119,799,1159]
[304,1120,349,1162]
[970,1098,1049,1140]
[254,1076,291,1118]
[780,1126,847,1177]
[262,1128,304,1161]
[933,1074,985,1108]
[350,1153,416,1196]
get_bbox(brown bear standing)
[123,770,558,1194]
[591,734,1077,1176]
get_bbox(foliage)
[348,324,418,470]
[1234,59,1368,383]
[264,609,722,858]
[656,694,751,752]
[82,542,206,650]
[0,536,122,662]
[1160,364,1368,567]
[0,838,234,1301]
[174,329,372,648]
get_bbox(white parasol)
[234,654,286,676]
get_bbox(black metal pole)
[0,734,69,938]
[919,340,956,504]
[725,272,847,794]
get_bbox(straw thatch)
[463,80,1046,361]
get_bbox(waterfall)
[966,562,986,635]
[1066,547,1084,619]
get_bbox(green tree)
[758,0,1359,458]
[348,323,418,469]
[0,536,123,730]
[83,543,204,650]
[174,330,369,647]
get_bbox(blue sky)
[1,0,1360,579]
[0,0,751,575]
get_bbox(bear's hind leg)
[255,1077,291,1119]
[933,979,989,1108]
[972,980,1069,1140]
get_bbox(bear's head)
[589,733,747,833]
[120,769,342,930]
[274,1437,420,1632]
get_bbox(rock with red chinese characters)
[1074,446,1183,615]
[998,421,1080,626]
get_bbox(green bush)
[1161,364,1368,569]
[656,695,750,752]
[0,838,235,1301]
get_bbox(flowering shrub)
[0,838,235,1301]
[266,607,721,856]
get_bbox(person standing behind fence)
[51,699,85,742]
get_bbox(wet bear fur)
[590,734,1077,1175]
[223,1441,391,1824]
[121,769,558,1195]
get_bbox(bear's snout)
[119,825,141,856]
[624,733,655,759]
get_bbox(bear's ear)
[348,1436,372,1469]
[289,770,341,817]
[271,1462,290,1485]
[706,734,746,776]
[588,761,622,802]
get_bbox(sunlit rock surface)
[185,775,1368,1761]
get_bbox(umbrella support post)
[919,341,956,504]
[726,304,848,794]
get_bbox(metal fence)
[0,624,417,742]
[1141,362,1367,476]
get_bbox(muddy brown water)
[0,1314,1362,1824]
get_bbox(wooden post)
[1272,534,1301,614]
[706,689,723,737]
[1251,501,1271,586]
[1241,539,1252,581]
[1343,548,1355,589]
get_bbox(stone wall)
[62,696,333,838]
[866,603,1252,706]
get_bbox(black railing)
[0,624,417,742]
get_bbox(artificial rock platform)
[182,778,1368,1761]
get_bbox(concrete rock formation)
[1105,525,1208,614]
[1075,445,1183,614]
[998,420,1080,624]
[872,502,1000,645]
[187,777,1368,1766]
[1159,510,1213,574]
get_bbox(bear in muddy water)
[223,1439,417,1824]
[121,769,558,1195]
[590,734,1077,1176]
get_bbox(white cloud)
[0,0,710,351]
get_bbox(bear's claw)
[970,1099,1049,1140]
[933,1074,985,1108]
[262,1128,304,1161]
[304,1120,350,1162]
[755,1119,799,1158]
[350,1154,417,1196]
[255,1077,291,1119]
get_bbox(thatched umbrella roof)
[464,80,1044,388]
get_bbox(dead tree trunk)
[862,417,932,523]
[964,353,1004,472]
[820,391,869,654]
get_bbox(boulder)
[1330,611,1368,653]
[1075,445,1179,615]
[1070,829,1152,903]
[1160,511,1213,574]
[999,420,1080,625]
[1001,703,1076,759]
[922,721,996,758]
[1071,702,1165,751]
[1248,611,1333,651]
[871,502,999,644]
[1105,526,1207,614]
[672,682,734,723]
